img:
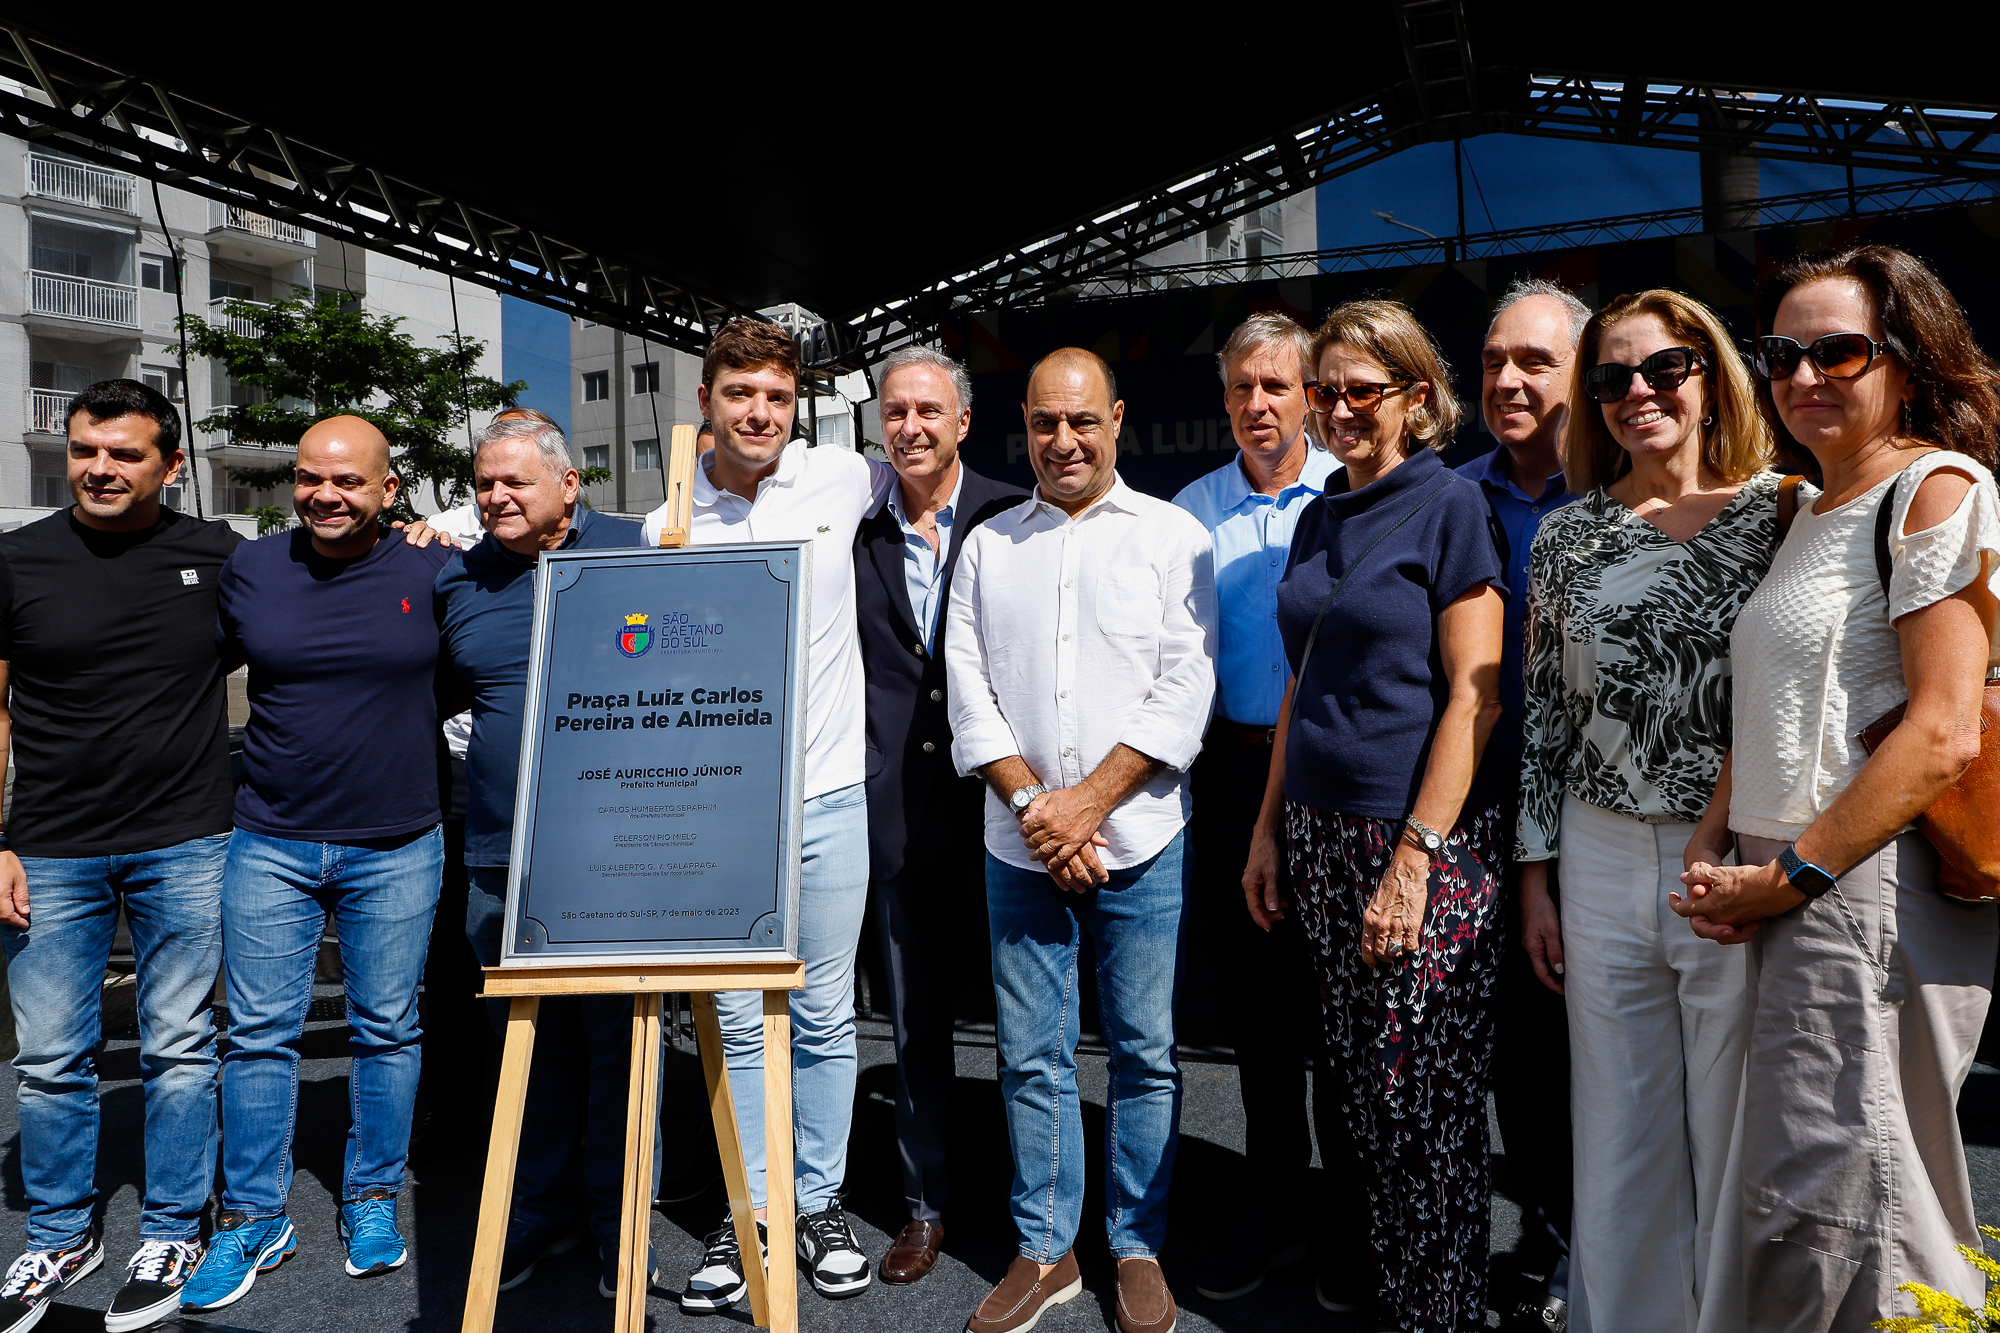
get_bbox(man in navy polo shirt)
[184,415,453,1314]
[437,416,645,1298]
[1456,277,1588,1329]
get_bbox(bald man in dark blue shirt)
[186,417,452,1315]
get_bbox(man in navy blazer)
[853,346,1025,1286]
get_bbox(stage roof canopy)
[3,6,1995,359]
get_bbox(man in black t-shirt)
[0,381,241,1333]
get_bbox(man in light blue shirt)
[1171,312,1354,1307]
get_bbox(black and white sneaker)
[0,1235,103,1333]
[795,1204,870,1299]
[104,1240,202,1332]
[678,1212,764,1315]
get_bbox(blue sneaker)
[181,1213,295,1311]
[339,1190,407,1278]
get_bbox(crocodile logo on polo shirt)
[618,613,652,658]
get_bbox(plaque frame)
[499,539,811,967]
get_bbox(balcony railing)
[27,270,139,328]
[208,201,308,247]
[25,152,137,214]
[208,297,271,337]
[29,388,71,434]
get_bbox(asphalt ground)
[7,986,2000,1333]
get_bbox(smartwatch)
[1008,784,1049,819]
[1403,816,1445,854]
[1778,843,1838,899]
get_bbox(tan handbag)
[1851,471,2000,902]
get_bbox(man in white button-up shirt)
[640,318,894,1312]
[946,348,1216,1333]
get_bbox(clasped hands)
[1670,828,1804,944]
[1018,787,1111,894]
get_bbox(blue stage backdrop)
[941,202,2000,501]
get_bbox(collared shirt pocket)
[1096,566,1163,639]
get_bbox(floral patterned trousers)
[1285,800,1505,1333]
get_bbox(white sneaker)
[796,1205,870,1299]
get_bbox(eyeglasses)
[1581,347,1706,404]
[1752,332,1891,381]
[1305,380,1410,413]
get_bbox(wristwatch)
[1008,784,1049,819]
[1778,843,1838,899]
[1403,816,1444,853]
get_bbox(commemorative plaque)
[500,541,810,965]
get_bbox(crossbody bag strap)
[1874,471,1906,601]
[1291,476,1454,698]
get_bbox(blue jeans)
[718,782,870,1213]
[219,827,442,1216]
[467,865,639,1247]
[987,831,1188,1261]
[3,833,229,1248]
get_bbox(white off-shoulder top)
[1729,449,2000,841]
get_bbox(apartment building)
[2,125,499,529]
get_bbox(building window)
[581,370,609,402]
[31,217,135,284]
[210,278,255,301]
[583,445,610,473]
[142,367,185,402]
[140,253,180,292]
[160,484,182,511]
[214,482,253,514]
[814,410,853,452]
[631,362,659,396]
[633,438,661,471]
[31,450,67,508]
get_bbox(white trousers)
[1560,794,1748,1333]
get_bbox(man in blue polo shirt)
[1171,312,1349,1306]
[185,415,453,1314]
[1456,277,1588,1329]
[436,416,645,1299]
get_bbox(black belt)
[1207,718,1276,748]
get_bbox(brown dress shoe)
[1115,1258,1177,1333]
[966,1252,1083,1333]
[880,1218,945,1285]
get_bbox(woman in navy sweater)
[1242,299,1506,1333]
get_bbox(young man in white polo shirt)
[643,319,892,1312]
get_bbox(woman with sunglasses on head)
[1672,245,2000,1331]
[1515,288,1777,1333]
[1241,299,1506,1333]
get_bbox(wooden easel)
[461,424,803,1333]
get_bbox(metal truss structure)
[0,23,745,356]
[1030,174,2000,303]
[5,7,1998,365]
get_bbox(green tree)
[180,288,528,515]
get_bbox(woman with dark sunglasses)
[1673,244,2000,1331]
[1515,288,1777,1333]
[1241,299,1506,1333]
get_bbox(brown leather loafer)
[881,1218,945,1285]
[1115,1258,1177,1333]
[966,1252,1082,1333]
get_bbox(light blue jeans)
[987,831,1188,1261]
[219,826,442,1217]
[4,833,229,1248]
[718,782,870,1213]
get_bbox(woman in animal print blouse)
[1514,288,1777,1333]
